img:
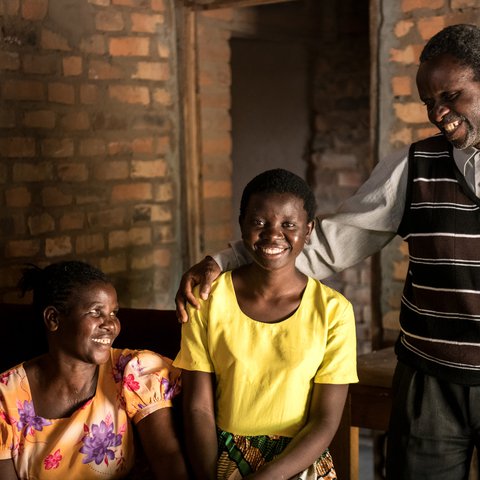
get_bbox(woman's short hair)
[18,260,110,320]
[239,168,316,223]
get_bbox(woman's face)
[54,281,120,365]
[240,192,313,273]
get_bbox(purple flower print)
[80,420,122,465]
[113,353,132,383]
[16,401,51,435]
[161,376,181,401]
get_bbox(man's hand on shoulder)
[175,256,221,323]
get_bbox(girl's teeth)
[92,338,110,344]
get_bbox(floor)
[359,433,374,480]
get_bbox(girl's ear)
[305,220,315,244]
[44,306,60,332]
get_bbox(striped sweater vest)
[396,134,480,384]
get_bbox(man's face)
[416,53,480,149]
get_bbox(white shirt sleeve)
[213,147,409,279]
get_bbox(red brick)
[100,254,127,274]
[0,266,24,289]
[28,212,55,235]
[22,0,47,20]
[156,137,169,155]
[80,84,99,104]
[60,212,85,231]
[153,88,172,106]
[151,0,164,11]
[157,42,169,58]
[42,186,73,206]
[0,110,16,128]
[109,37,149,57]
[95,11,124,31]
[112,0,144,5]
[24,110,56,129]
[109,85,149,105]
[0,52,20,70]
[41,29,71,51]
[57,163,88,182]
[204,223,232,243]
[76,191,106,205]
[48,83,75,104]
[390,127,413,146]
[89,0,110,5]
[389,44,424,65]
[0,137,36,157]
[0,0,19,15]
[151,204,171,222]
[154,182,173,202]
[203,180,231,199]
[391,76,412,96]
[131,251,153,270]
[402,0,444,11]
[88,60,123,80]
[154,224,174,243]
[131,13,164,33]
[393,102,428,124]
[42,139,74,157]
[131,159,167,178]
[45,236,73,257]
[5,187,31,207]
[109,227,151,249]
[63,56,82,76]
[5,239,40,258]
[338,171,363,188]
[60,111,90,130]
[87,208,126,228]
[108,141,132,156]
[132,137,153,154]
[94,161,129,180]
[153,248,170,266]
[22,54,56,74]
[202,136,232,157]
[80,35,106,55]
[76,233,105,254]
[3,80,44,101]
[394,20,414,38]
[111,183,152,202]
[417,16,446,41]
[415,126,439,141]
[13,163,53,182]
[79,138,106,156]
[133,61,169,81]
[452,0,476,6]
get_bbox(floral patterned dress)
[0,348,181,479]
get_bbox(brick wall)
[0,0,181,308]
[378,0,480,334]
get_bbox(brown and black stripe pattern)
[397,134,480,384]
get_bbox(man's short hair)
[420,24,480,80]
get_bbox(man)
[176,24,480,479]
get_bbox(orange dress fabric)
[0,348,180,479]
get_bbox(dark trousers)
[385,361,480,480]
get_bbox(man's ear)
[44,306,60,332]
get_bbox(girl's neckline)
[227,271,310,325]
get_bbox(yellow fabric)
[174,272,358,437]
[0,348,180,479]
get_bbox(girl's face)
[54,281,120,365]
[240,192,313,272]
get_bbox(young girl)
[174,169,357,479]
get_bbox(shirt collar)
[453,145,479,176]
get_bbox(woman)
[174,169,358,479]
[0,261,188,480]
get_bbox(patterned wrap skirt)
[216,429,337,480]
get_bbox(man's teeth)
[444,120,460,132]
[92,338,110,345]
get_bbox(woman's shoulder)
[305,277,352,309]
